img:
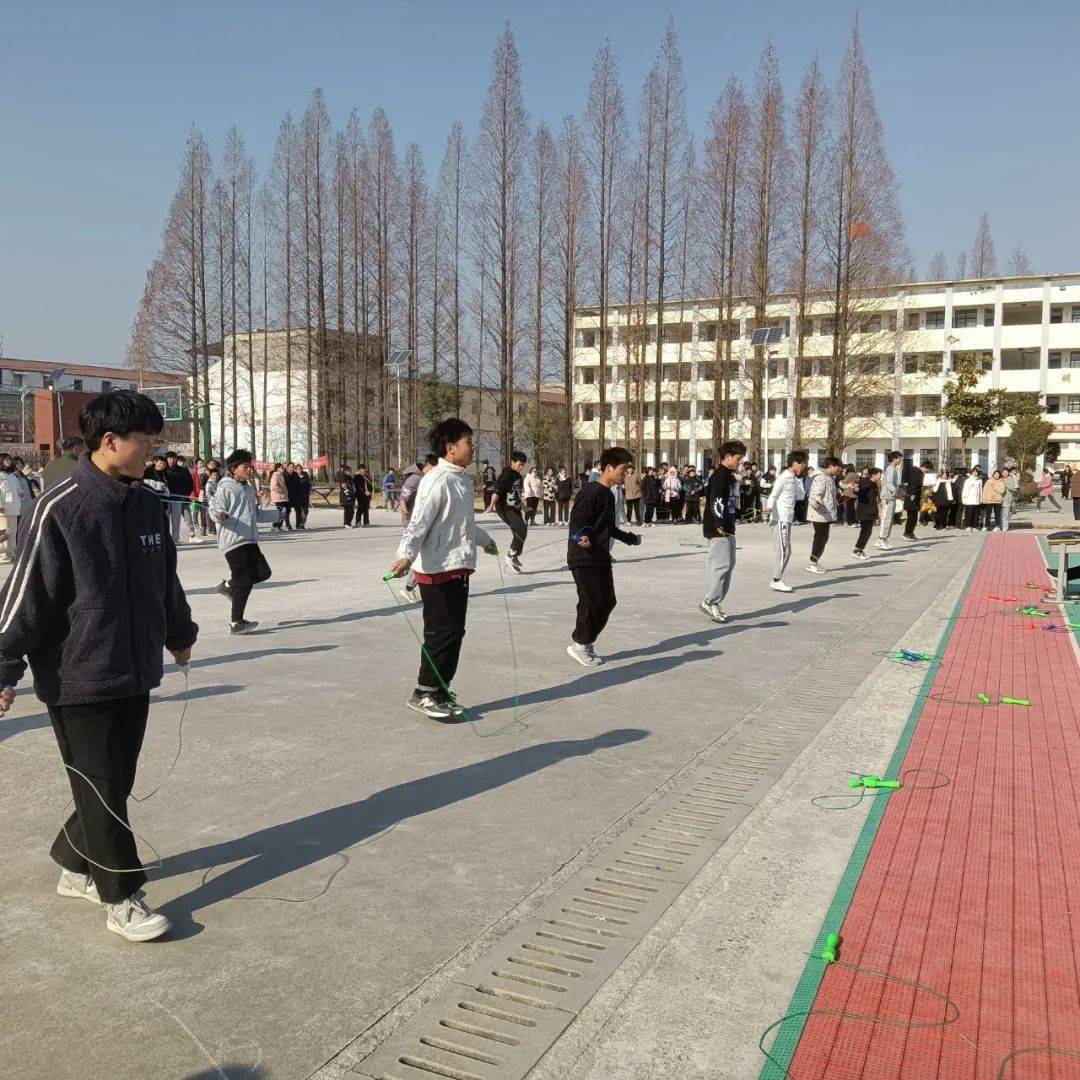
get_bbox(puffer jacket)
[962,475,984,506]
[542,475,558,501]
[269,469,288,504]
[524,473,544,500]
[981,477,1006,505]
[807,471,839,523]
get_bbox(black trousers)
[355,500,370,526]
[557,498,570,523]
[417,575,470,692]
[48,694,150,904]
[225,542,272,622]
[274,501,289,529]
[844,499,857,526]
[498,506,527,557]
[855,521,874,551]
[625,498,642,525]
[985,504,1003,529]
[964,505,982,529]
[342,501,355,526]
[934,505,950,529]
[524,496,539,525]
[810,521,830,562]
[543,500,556,524]
[571,564,617,646]
[644,502,656,524]
[902,496,920,537]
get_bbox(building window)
[953,309,978,328]
[854,449,876,470]
[798,358,814,378]
[902,355,919,374]
[820,317,836,336]
[1046,395,1061,413]
[983,308,995,327]
[905,312,920,331]
[981,356,993,372]
[902,396,917,417]
[1050,352,1063,369]
[661,322,693,345]
[860,315,882,333]
[72,379,83,391]
[1072,308,1080,324]
[12,373,23,387]
[925,310,945,329]
[770,399,787,419]
[101,380,112,393]
[1051,307,1064,324]
[699,322,717,342]
[1069,397,1080,414]
[581,369,596,384]
[1071,353,1080,368]
[580,405,595,421]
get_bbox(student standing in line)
[876,450,903,550]
[681,466,703,523]
[851,467,882,559]
[295,467,312,530]
[397,454,439,604]
[806,456,842,574]
[901,460,929,540]
[1001,466,1019,531]
[981,469,1006,531]
[565,447,643,667]
[269,462,289,531]
[542,467,558,525]
[700,440,746,623]
[382,467,397,511]
[389,419,497,721]
[764,450,808,593]
[210,449,280,634]
[284,463,303,531]
[481,460,497,512]
[338,467,356,528]
[932,469,954,530]
[0,390,197,942]
[623,464,642,526]
[950,469,965,528]
[492,451,528,574]
[962,466,984,531]
[523,466,543,526]
[1071,466,1080,520]
[353,464,373,527]
[661,465,682,524]
[555,466,573,524]
[641,465,661,527]
[1062,465,1073,502]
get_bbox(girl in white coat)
[961,467,984,531]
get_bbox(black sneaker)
[217,580,232,599]
[434,689,467,719]
[407,690,453,721]
[230,619,259,635]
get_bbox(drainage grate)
[348,554,970,1080]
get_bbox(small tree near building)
[1003,395,1054,474]
[937,353,1013,463]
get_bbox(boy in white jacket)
[765,450,809,592]
[389,418,498,721]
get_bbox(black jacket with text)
[0,454,198,705]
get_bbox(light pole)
[387,348,411,466]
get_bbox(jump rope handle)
[178,663,190,675]
[821,932,841,964]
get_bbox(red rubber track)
[789,534,1080,1079]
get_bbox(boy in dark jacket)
[492,451,528,573]
[566,447,642,667]
[701,440,746,623]
[0,390,197,942]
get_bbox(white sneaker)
[770,579,793,593]
[964,527,973,533]
[505,556,523,575]
[806,563,826,575]
[874,539,890,550]
[399,585,419,604]
[57,868,101,905]
[567,642,603,667]
[699,599,727,623]
[104,891,172,942]
[852,549,869,560]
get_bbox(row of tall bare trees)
[926,213,1035,282]
[131,15,911,467]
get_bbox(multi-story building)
[205,330,566,467]
[572,272,1080,472]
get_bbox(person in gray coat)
[806,456,842,573]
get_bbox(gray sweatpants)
[878,498,896,540]
[704,534,736,606]
[772,521,792,580]
[166,502,185,543]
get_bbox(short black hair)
[600,446,633,470]
[510,450,527,464]
[787,450,809,467]
[78,389,165,453]
[868,466,883,477]
[429,417,473,456]
[719,440,747,459]
[887,450,903,462]
[59,436,85,452]
[424,453,440,467]
[356,463,367,470]
[920,460,932,469]
[165,449,178,458]
[176,455,186,464]
[823,455,842,468]
[226,448,253,469]
[152,453,166,463]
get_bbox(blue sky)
[3,0,1078,365]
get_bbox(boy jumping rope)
[211,448,280,634]
[388,419,498,721]
[566,447,642,667]
[0,390,197,942]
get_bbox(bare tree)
[210,177,229,454]
[475,24,528,458]
[744,42,787,460]
[821,15,908,455]
[529,122,555,412]
[927,251,948,280]
[584,42,625,450]
[969,212,998,278]
[954,250,967,280]
[788,55,828,449]
[1008,246,1033,276]
[402,141,428,456]
[554,116,586,472]
[437,122,469,410]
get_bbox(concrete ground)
[0,507,975,1080]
